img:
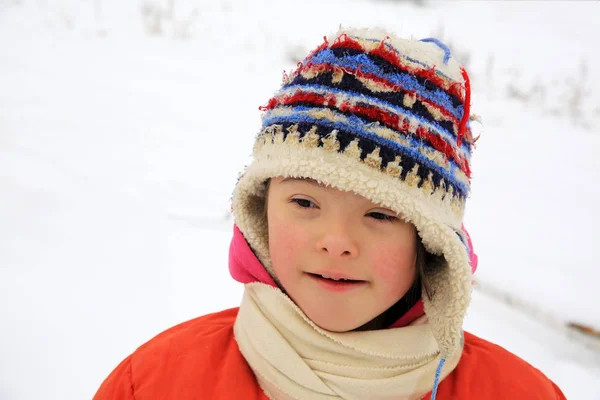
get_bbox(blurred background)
[1,0,599,399]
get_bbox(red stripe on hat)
[260,90,472,178]
[415,126,471,178]
[286,63,460,126]
[330,33,365,52]
[338,37,466,103]
[300,34,465,105]
[369,41,463,100]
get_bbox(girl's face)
[267,177,418,332]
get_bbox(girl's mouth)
[307,273,367,292]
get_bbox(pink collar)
[229,225,278,287]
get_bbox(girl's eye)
[368,212,397,222]
[291,198,317,209]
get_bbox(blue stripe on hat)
[307,49,464,119]
[262,111,469,198]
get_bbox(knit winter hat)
[232,27,477,359]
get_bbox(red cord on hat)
[457,67,471,147]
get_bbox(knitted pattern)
[255,31,476,220]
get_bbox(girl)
[94,28,566,399]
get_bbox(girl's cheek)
[370,244,416,282]
[270,219,311,265]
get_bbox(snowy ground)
[1,1,599,399]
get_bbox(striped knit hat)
[232,27,477,359]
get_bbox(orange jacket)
[94,308,566,400]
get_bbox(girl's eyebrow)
[281,177,321,187]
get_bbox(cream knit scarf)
[234,283,463,400]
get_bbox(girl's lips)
[307,273,367,293]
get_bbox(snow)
[1,1,599,399]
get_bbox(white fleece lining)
[232,139,472,358]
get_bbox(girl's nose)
[315,220,360,258]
